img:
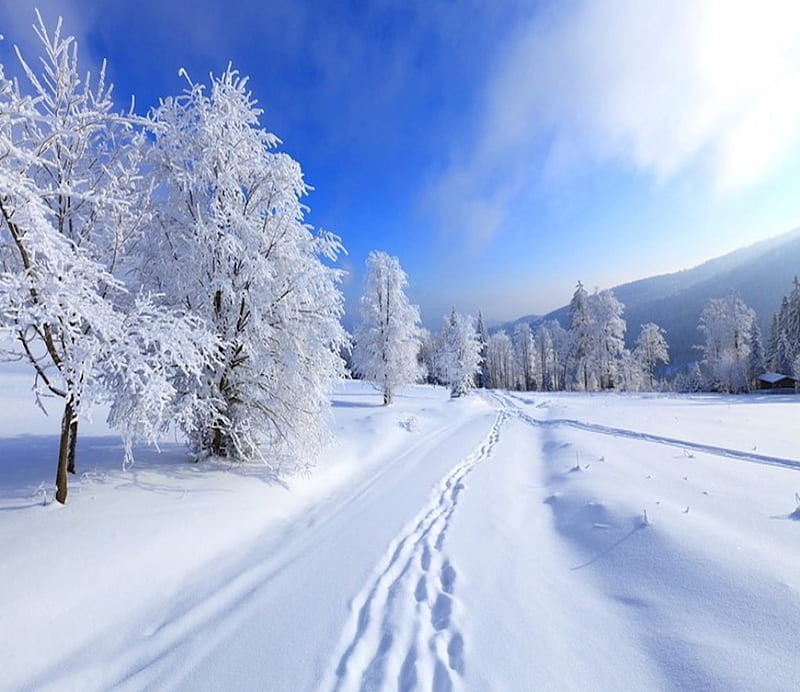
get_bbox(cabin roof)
[757,372,796,384]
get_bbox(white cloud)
[431,0,800,243]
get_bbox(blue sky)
[3,1,800,327]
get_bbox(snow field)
[485,391,800,691]
[1,381,799,690]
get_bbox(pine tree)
[767,278,800,373]
[352,251,424,405]
[748,322,765,387]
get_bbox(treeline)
[348,263,671,400]
[350,257,800,400]
[444,282,671,394]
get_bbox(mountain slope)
[507,229,800,367]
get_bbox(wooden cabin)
[756,372,797,391]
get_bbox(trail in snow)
[109,416,482,692]
[323,408,510,692]
[496,391,800,471]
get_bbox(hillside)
[505,229,800,367]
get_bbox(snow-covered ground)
[1,379,799,691]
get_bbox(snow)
[1,377,799,690]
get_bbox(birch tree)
[697,293,757,393]
[352,251,423,405]
[588,289,626,390]
[141,67,348,469]
[486,331,516,390]
[634,323,669,390]
[438,310,481,397]
[0,15,207,502]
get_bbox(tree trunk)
[67,417,78,474]
[55,401,74,504]
[211,425,223,457]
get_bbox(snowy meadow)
[2,377,799,691]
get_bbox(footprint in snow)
[421,544,431,572]
[440,561,456,594]
[415,576,427,603]
[431,593,452,631]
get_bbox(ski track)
[495,391,800,472]
[324,409,509,692]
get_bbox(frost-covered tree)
[617,349,645,392]
[417,328,438,385]
[767,310,792,373]
[544,319,571,391]
[486,331,516,390]
[476,310,490,388]
[352,251,423,405]
[535,322,554,391]
[568,281,592,390]
[141,67,347,469]
[513,323,536,390]
[767,278,800,373]
[697,293,757,393]
[565,282,627,391]
[634,323,669,390]
[0,16,209,503]
[438,310,481,397]
[588,289,626,390]
[748,322,765,387]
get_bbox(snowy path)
[2,382,799,690]
[320,390,800,691]
[323,408,509,692]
